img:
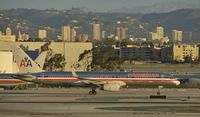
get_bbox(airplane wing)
[72,71,105,85]
[72,71,126,86]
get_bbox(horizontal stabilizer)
[12,74,37,82]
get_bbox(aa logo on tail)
[20,57,32,67]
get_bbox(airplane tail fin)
[11,45,44,73]
[35,51,47,69]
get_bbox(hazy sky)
[0,0,199,12]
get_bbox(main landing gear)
[89,89,97,95]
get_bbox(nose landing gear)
[150,86,166,99]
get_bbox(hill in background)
[0,8,199,42]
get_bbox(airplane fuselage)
[0,72,180,86]
[0,74,29,87]
[1,71,180,87]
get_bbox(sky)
[0,0,200,12]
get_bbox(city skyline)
[0,0,200,12]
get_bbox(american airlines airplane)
[10,46,180,95]
[0,47,47,89]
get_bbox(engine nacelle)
[101,84,121,92]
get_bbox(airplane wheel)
[89,91,93,95]
[93,91,97,95]
[89,90,97,95]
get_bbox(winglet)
[72,70,78,78]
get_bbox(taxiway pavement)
[0,88,200,117]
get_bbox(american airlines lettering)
[128,73,160,77]
[20,57,32,67]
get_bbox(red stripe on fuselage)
[0,79,24,83]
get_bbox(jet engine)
[100,81,126,92]
[101,84,121,91]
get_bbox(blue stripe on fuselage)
[31,71,174,79]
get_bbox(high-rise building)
[22,33,29,41]
[121,27,127,40]
[156,26,164,39]
[116,27,121,40]
[71,28,76,42]
[62,26,76,42]
[62,26,71,42]
[183,31,192,43]
[147,26,164,41]
[6,27,11,35]
[0,27,16,42]
[172,30,183,42]
[148,32,159,40]
[18,31,29,41]
[116,27,128,40]
[92,23,101,41]
[38,29,47,40]
[18,31,22,41]
[102,30,106,39]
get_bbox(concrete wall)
[0,42,93,72]
[0,52,14,73]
